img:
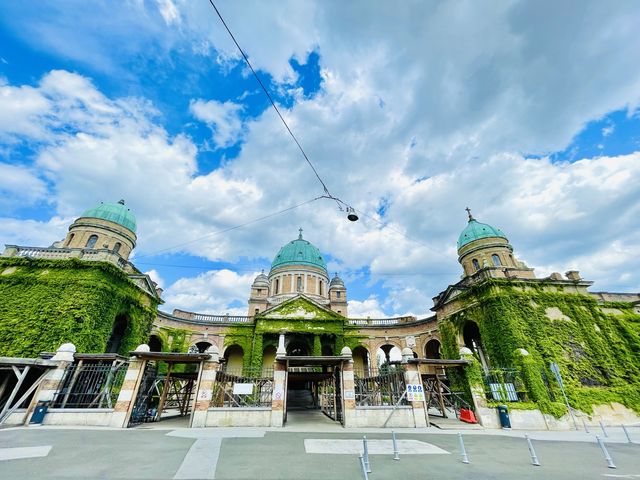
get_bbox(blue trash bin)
[497,405,511,428]
[30,401,50,424]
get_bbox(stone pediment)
[262,295,340,320]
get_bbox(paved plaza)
[1,422,639,479]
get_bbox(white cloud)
[0,163,48,209]
[2,1,640,316]
[190,99,244,148]
[347,296,388,319]
[162,269,257,315]
[156,0,181,26]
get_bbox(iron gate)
[128,362,158,427]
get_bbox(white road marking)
[173,438,221,480]
[304,439,450,455]
[0,446,52,461]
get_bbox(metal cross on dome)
[465,207,474,221]
[298,227,303,239]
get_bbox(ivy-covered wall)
[439,279,640,416]
[0,257,158,357]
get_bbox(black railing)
[483,368,527,402]
[211,367,274,408]
[52,361,128,409]
[354,366,407,407]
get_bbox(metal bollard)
[622,424,633,444]
[392,431,400,461]
[358,454,370,480]
[458,433,470,464]
[596,435,616,469]
[362,436,371,473]
[599,420,609,438]
[525,435,541,466]
[582,417,589,433]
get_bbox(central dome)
[271,230,327,272]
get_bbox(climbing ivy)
[439,279,640,416]
[0,257,158,357]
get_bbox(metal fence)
[483,368,527,402]
[210,367,274,408]
[354,366,407,407]
[52,361,128,409]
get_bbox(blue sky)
[1,1,639,317]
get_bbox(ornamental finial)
[298,227,303,239]
[465,207,474,221]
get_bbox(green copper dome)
[457,212,507,250]
[271,230,327,272]
[81,200,137,233]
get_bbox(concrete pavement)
[0,423,639,479]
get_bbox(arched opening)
[105,314,128,354]
[352,346,369,373]
[424,339,441,359]
[492,254,501,266]
[195,341,213,353]
[224,345,244,372]
[376,344,401,369]
[149,335,162,352]
[472,258,480,271]
[274,278,280,294]
[262,345,277,372]
[65,233,75,246]
[321,344,333,356]
[113,242,122,254]
[85,234,99,249]
[287,340,309,356]
[463,321,489,372]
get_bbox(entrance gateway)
[279,355,346,425]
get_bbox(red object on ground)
[459,408,478,424]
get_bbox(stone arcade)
[0,202,639,429]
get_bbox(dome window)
[86,235,98,249]
[472,259,480,271]
[113,242,122,254]
[492,254,501,267]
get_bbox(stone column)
[191,345,220,428]
[313,335,322,357]
[271,359,286,427]
[276,332,286,356]
[109,344,149,428]
[26,343,76,423]
[340,347,356,428]
[402,348,428,428]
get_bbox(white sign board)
[233,383,254,395]
[273,384,284,401]
[406,384,425,402]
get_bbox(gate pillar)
[402,349,428,428]
[110,347,148,428]
[22,343,75,424]
[340,347,356,428]
[271,359,286,427]
[191,345,220,428]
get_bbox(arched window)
[254,308,259,316]
[472,259,480,271]
[113,242,122,254]
[319,280,323,296]
[85,235,98,249]
[274,278,280,294]
[492,254,501,266]
[296,276,302,292]
[336,291,341,298]
[65,233,75,247]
